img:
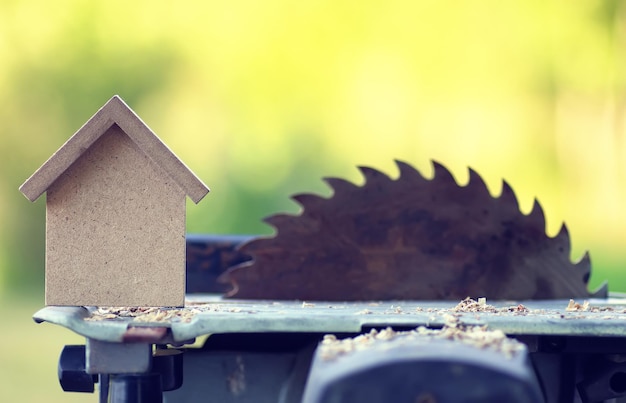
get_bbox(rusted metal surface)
[220,160,607,300]
[122,326,168,343]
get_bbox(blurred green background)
[1,0,625,401]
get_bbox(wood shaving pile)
[499,304,531,314]
[85,307,200,323]
[319,315,524,361]
[417,315,523,358]
[454,297,530,315]
[566,299,589,312]
[454,297,498,313]
[84,304,246,323]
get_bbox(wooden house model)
[20,96,209,307]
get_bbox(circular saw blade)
[220,160,607,301]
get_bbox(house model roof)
[20,95,209,203]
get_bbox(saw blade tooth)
[263,213,297,230]
[574,250,591,268]
[265,212,321,235]
[554,223,572,256]
[431,160,457,184]
[557,222,570,237]
[234,236,272,254]
[395,159,426,182]
[528,198,547,231]
[467,167,489,193]
[498,180,520,210]
[555,222,570,240]
[590,280,609,298]
[323,177,360,195]
[291,193,326,209]
[358,165,392,185]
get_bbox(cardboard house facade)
[20,96,209,307]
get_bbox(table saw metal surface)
[33,296,626,343]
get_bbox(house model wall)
[20,96,209,307]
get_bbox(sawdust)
[565,299,589,312]
[84,304,250,323]
[453,297,530,315]
[82,297,621,325]
[388,305,403,314]
[499,304,531,314]
[319,315,524,361]
[85,306,199,323]
[590,306,614,312]
[454,297,498,313]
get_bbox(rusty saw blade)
[219,160,607,301]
